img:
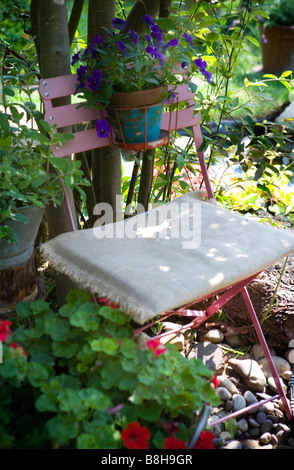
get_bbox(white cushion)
[41,191,294,324]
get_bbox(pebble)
[216,387,232,401]
[199,328,224,343]
[258,356,291,379]
[228,358,267,391]
[260,432,272,444]
[232,394,246,411]
[224,440,243,449]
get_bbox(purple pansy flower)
[71,51,80,66]
[183,32,193,47]
[87,69,103,91]
[95,119,111,138]
[130,28,139,45]
[111,17,127,31]
[163,38,178,51]
[116,41,127,56]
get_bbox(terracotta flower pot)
[261,25,294,75]
[107,85,168,144]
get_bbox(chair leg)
[241,286,292,421]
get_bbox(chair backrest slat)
[44,102,99,129]
[40,75,200,156]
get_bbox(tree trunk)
[0,254,39,318]
[87,0,122,224]
[31,0,79,304]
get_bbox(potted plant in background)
[72,14,212,146]
[259,0,294,74]
[0,103,89,315]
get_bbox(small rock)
[224,440,243,449]
[224,334,245,348]
[160,332,185,350]
[249,427,260,438]
[216,386,232,401]
[260,432,272,445]
[248,418,260,428]
[267,376,287,393]
[288,339,294,348]
[225,400,233,411]
[238,419,249,433]
[261,401,275,414]
[242,439,261,449]
[220,431,231,442]
[217,376,239,395]
[258,356,290,379]
[261,419,273,434]
[232,394,246,411]
[251,344,275,362]
[244,390,258,405]
[282,369,292,381]
[256,411,267,424]
[213,437,224,448]
[228,358,266,391]
[188,341,225,373]
[200,329,224,343]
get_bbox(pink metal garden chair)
[39,74,294,424]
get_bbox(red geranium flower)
[10,342,27,357]
[146,338,166,356]
[121,422,150,449]
[0,320,12,342]
[211,374,220,389]
[98,297,118,309]
[164,436,187,449]
[195,431,215,449]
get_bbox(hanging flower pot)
[106,85,168,145]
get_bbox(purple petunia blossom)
[111,17,127,31]
[95,119,111,138]
[183,32,193,47]
[116,41,127,56]
[142,14,155,28]
[204,70,212,84]
[130,28,139,45]
[163,38,178,51]
[151,28,163,47]
[92,34,103,48]
[71,51,80,66]
[87,69,103,91]
[194,57,203,68]
[146,45,154,57]
[77,65,88,81]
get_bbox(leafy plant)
[260,0,294,27]
[0,49,90,243]
[0,289,220,449]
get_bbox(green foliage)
[0,46,90,243]
[0,289,220,449]
[260,0,294,27]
